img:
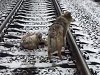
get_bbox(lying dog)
[21,32,47,50]
[48,11,73,60]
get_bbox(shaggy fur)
[21,32,47,50]
[48,11,73,60]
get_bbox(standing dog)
[48,11,73,60]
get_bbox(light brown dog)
[21,32,47,50]
[48,24,63,60]
[48,11,73,60]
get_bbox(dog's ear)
[62,10,67,14]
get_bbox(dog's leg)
[48,36,52,60]
[56,39,62,60]
[48,47,51,60]
[62,25,67,47]
[64,35,67,47]
[57,45,62,60]
[63,29,65,47]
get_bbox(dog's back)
[55,12,73,36]
[56,11,73,47]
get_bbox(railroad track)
[0,0,92,75]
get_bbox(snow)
[0,61,22,68]
[0,0,18,18]
[0,0,100,74]
[59,0,100,74]
[34,63,52,68]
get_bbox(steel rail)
[52,0,92,75]
[51,0,62,16]
[67,30,91,75]
[0,0,24,34]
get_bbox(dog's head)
[36,32,42,40]
[63,11,75,22]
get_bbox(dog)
[48,11,73,60]
[21,32,47,50]
[48,24,63,60]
